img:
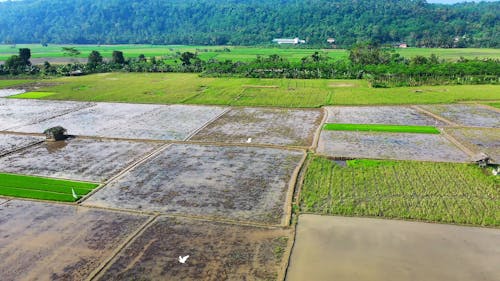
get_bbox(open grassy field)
[5,73,500,107]
[0,79,34,88]
[1,44,499,62]
[0,173,98,202]
[323,123,440,134]
[300,156,499,226]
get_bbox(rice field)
[323,123,440,134]
[300,156,499,226]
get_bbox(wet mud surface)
[0,89,25,97]
[190,107,323,147]
[0,138,161,182]
[84,144,304,225]
[0,200,149,281]
[0,133,43,155]
[445,127,500,162]
[317,130,471,162]
[325,106,445,126]
[97,216,291,281]
[420,104,500,128]
[287,215,500,281]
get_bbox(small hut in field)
[44,126,67,141]
[472,153,490,168]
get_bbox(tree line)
[0,0,498,48]
[1,44,498,87]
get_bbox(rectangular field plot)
[190,107,323,147]
[97,217,291,281]
[0,173,98,202]
[323,123,440,134]
[287,215,500,281]
[0,99,92,131]
[0,138,161,182]
[445,127,500,162]
[0,200,149,281]
[300,156,499,226]
[84,144,304,225]
[318,130,470,162]
[16,102,226,140]
[0,133,43,155]
[325,106,445,126]
[419,104,500,128]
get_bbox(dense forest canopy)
[0,0,498,47]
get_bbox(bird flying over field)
[179,255,189,264]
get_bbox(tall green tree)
[19,48,31,66]
[87,50,103,67]
[112,51,125,64]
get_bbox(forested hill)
[0,0,498,47]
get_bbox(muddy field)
[84,144,304,225]
[0,89,25,97]
[0,99,92,131]
[17,102,226,140]
[190,107,323,147]
[286,215,500,281]
[0,199,7,205]
[97,216,291,281]
[0,133,43,155]
[0,200,149,281]
[419,104,500,128]
[445,127,500,161]
[317,131,470,162]
[325,106,445,126]
[0,138,161,182]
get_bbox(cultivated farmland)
[0,138,161,182]
[84,144,304,225]
[445,128,500,162]
[317,130,471,162]
[300,156,499,226]
[419,104,500,128]
[0,200,149,281]
[0,133,43,155]
[190,107,324,147]
[96,217,291,281]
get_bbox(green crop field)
[300,156,499,226]
[323,123,440,134]
[5,73,500,107]
[1,44,499,62]
[0,79,35,88]
[0,173,99,202]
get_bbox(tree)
[180,52,196,66]
[62,47,81,57]
[19,48,31,66]
[4,55,23,72]
[348,42,391,65]
[87,50,103,67]
[112,50,125,64]
[138,54,146,62]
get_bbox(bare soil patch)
[0,200,149,281]
[17,102,226,140]
[325,106,445,126]
[286,215,500,281]
[317,130,470,162]
[190,107,323,147]
[97,216,291,281]
[0,99,92,131]
[420,104,500,128]
[328,83,355,88]
[84,144,304,225]
[445,127,500,162]
[0,89,25,97]
[0,138,161,182]
[0,133,43,155]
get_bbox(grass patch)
[300,156,499,226]
[323,123,440,134]
[0,173,99,202]
[487,103,500,109]
[0,79,34,89]
[12,73,500,107]
[9,91,56,99]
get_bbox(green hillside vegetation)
[323,124,440,134]
[0,0,498,47]
[300,156,499,226]
[0,173,99,202]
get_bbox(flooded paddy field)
[445,127,500,162]
[16,102,226,140]
[317,130,470,162]
[0,98,92,131]
[84,144,304,225]
[0,89,25,97]
[286,215,500,281]
[97,216,291,281]
[190,107,323,147]
[419,104,500,128]
[0,138,161,182]
[0,133,43,155]
[325,106,445,126]
[0,200,149,281]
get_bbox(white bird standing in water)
[179,255,189,264]
[246,138,252,143]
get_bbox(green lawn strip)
[300,155,499,226]
[0,79,34,89]
[0,183,93,196]
[9,91,56,99]
[487,103,500,109]
[323,123,440,134]
[0,173,98,189]
[0,186,76,202]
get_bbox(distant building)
[399,43,408,48]
[272,37,306,45]
[327,38,336,44]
